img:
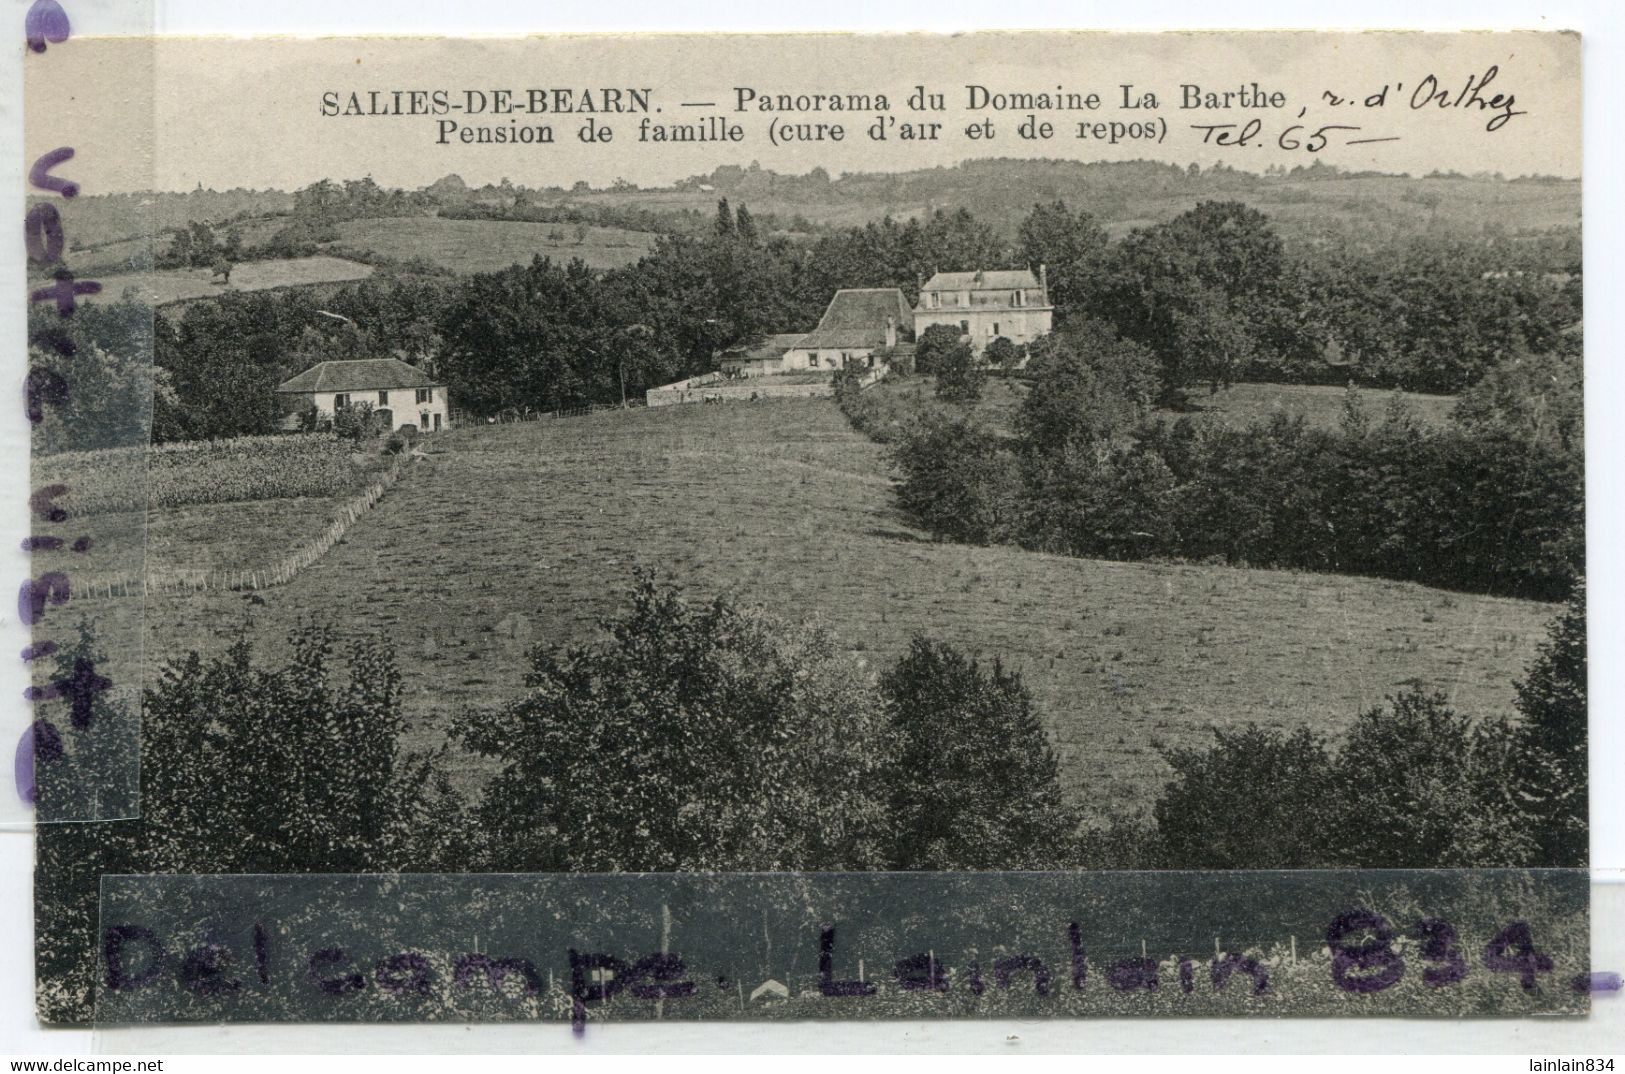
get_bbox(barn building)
[719,289,915,377]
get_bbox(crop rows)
[38,434,367,516]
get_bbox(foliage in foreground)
[35,626,463,1022]
[454,577,900,872]
[452,576,1081,873]
[33,578,1587,1023]
[1150,584,1587,870]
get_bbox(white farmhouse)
[913,267,1053,354]
[276,358,450,433]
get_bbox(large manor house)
[721,265,1053,377]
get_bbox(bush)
[1154,725,1340,868]
[984,335,1022,370]
[1333,691,1533,867]
[139,627,461,872]
[914,323,962,376]
[35,626,468,1023]
[453,575,899,871]
[1154,689,1535,869]
[890,414,1023,544]
[934,342,984,403]
[882,639,1082,869]
[332,400,378,443]
[1515,584,1587,866]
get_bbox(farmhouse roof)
[920,269,1041,292]
[276,358,440,394]
[795,288,911,350]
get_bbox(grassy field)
[861,376,1458,440]
[326,217,657,273]
[80,397,1551,821]
[88,255,373,306]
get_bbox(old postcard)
[16,26,1595,1032]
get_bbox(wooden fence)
[75,456,407,599]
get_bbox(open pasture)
[327,216,658,273]
[86,255,374,306]
[104,398,1552,819]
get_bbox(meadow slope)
[105,398,1552,819]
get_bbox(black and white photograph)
[7,20,1613,1051]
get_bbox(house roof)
[795,288,911,350]
[276,358,440,394]
[921,269,1041,292]
[722,333,807,363]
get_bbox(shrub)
[453,575,899,872]
[35,625,468,1023]
[1154,725,1340,868]
[881,639,1082,869]
[332,400,378,443]
[1332,690,1533,868]
[984,335,1021,370]
[1515,584,1587,866]
[934,342,984,403]
[913,323,962,376]
[139,627,462,873]
[1023,445,1179,561]
[890,414,1023,544]
[1154,689,1536,869]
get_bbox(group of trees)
[157,218,243,279]
[451,575,1081,873]
[36,570,1586,1020]
[1018,198,1579,397]
[62,187,1580,447]
[35,579,1078,1018]
[887,317,1582,601]
[35,624,460,1021]
[1152,582,1587,870]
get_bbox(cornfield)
[36,434,369,516]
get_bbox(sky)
[25,31,1580,196]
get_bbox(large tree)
[1098,201,1288,397]
[453,577,899,872]
[881,639,1081,869]
[1016,200,1109,320]
[1017,318,1159,455]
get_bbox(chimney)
[1039,263,1049,302]
[885,315,897,349]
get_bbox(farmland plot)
[38,434,376,516]
[111,399,1554,820]
[327,217,658,273]
[86,255,373,306]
